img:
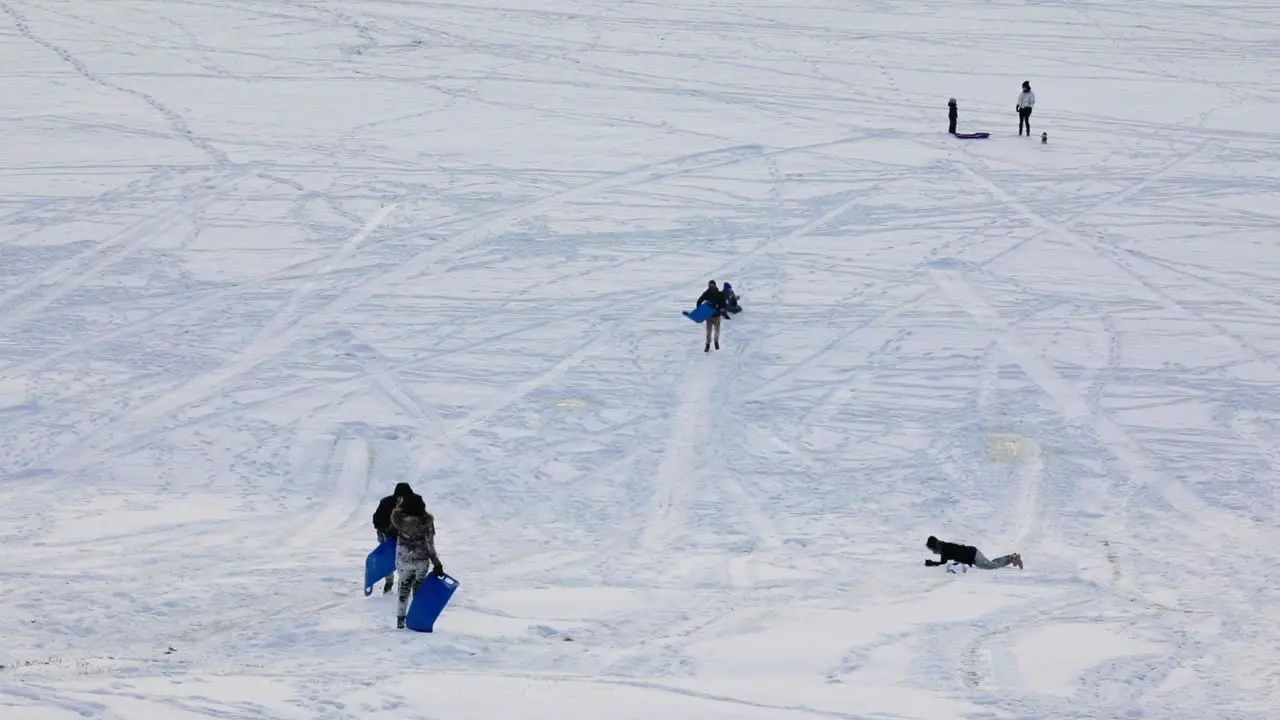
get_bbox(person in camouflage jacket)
[390,493,445,628]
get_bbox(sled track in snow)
[956,158,1280,377]
[394,167,871,499]
[287,429,372,551]
[639,357,714,557]
[0,166,255,337]
[32,144,768,478]
[955,162,1280,548]
[27,137,879,486]
[715,337,785,589]
[930,263,1275,709]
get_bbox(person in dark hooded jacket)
[373,483,417,540]
[390,493,445,629]
[371,482,419,593]
[925,535,1022,570]
[695,280,729,353]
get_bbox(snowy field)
[2,0,1279,717]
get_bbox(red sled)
[954,132,990,139]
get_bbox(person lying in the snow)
[722,282,743,314]
[924,535,1022,570]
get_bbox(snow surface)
[2,0,1279,717]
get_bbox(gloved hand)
[433,565,446,578]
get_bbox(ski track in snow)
[2,0,1279,718]
[639,356,714,559]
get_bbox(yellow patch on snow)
[985,432,1041,463]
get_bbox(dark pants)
[948,117,957,134]
[1018,108,1032,135]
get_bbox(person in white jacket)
[1016,81,1036,136]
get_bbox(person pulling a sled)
[947,98,958,135]
[1016,81,1035,137]
[371,482,419,593]
[391,493,445,629]
[925,535,1022,570]
[695,280,729,353]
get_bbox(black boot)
[714,339,719,350]
[704,342,710,353]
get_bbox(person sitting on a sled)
[722,282,743,314]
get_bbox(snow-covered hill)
[3,1,1278,717]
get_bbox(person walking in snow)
[1016,81,1035,137]
[695,280,729,353]
[371,482,419,593]
[947,98,958,135]
[925,535,1023,570]
[390,493,445,629]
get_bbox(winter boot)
[704,341,710,353]
[714,339,719,351]
[397,615,406,629]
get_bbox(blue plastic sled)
[954,132,990,139]
[405,573,460,632]
[364,537,397,597]
[683,302,716,323]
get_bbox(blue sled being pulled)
[406,573,460,632]
[364,537,396,596]
[683,302,717,323]
[364,537,460,632]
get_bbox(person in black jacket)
[371,482,419,593]
[925,535,1022,570]
[695,280,729,353]
[947,98,958,135]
